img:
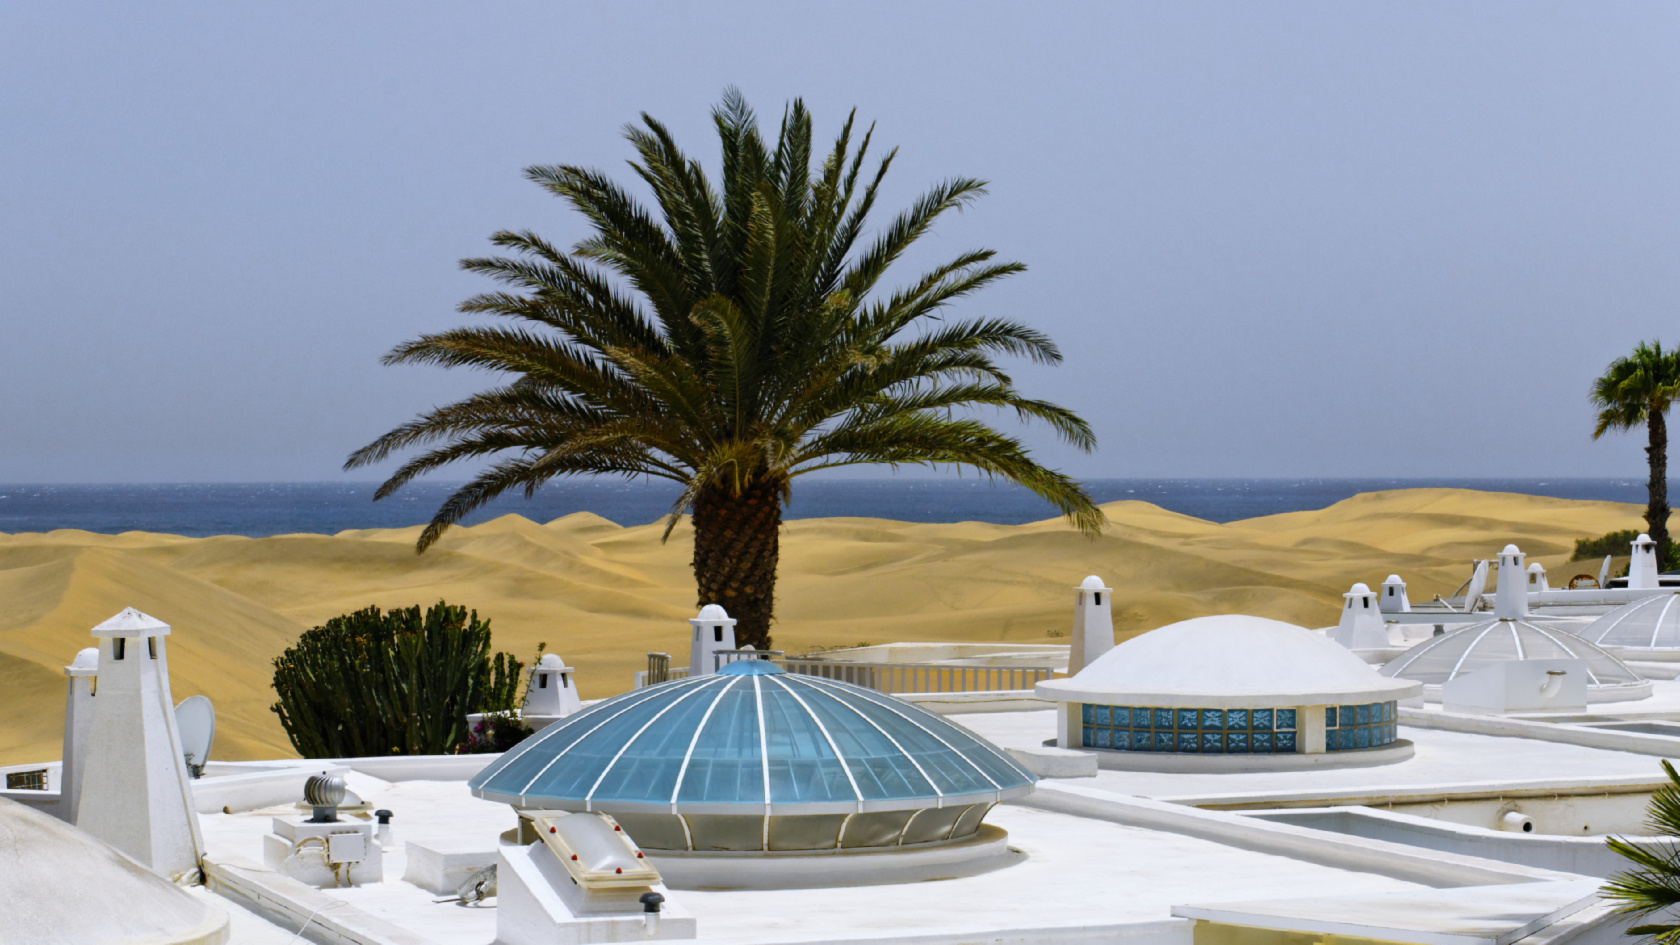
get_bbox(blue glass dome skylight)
[469,661,1035,816]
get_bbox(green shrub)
[270,601,524,758]
[1573,529,1678,565]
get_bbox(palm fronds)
[347,90,1102,639]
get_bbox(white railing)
[632,653,1057,693]
[777,659,1055,694]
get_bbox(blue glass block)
[1227,709,1249,731]
[1094,705,1111,726]
[1113,729,1131,751]
[1380,702,1392,723]
[1178,709,1199,730]
[1133,707,1153,728]
[1202,732,1224,753]
[1340,705,1358,727]
[1202,709,1224,731]
[1095,727,1113,748]
[1082,704,1095,724]
[1252,709,1273,731]
[1227,732,1249,753]
[1252,732,1274,752]
[1387,702,1397,722]
[1326,706,1338,728]
[1276,731,1297,752]
[1154,708,1175,729]
[1276,709,1296,731]
[1356,704,1370,725]
[1115,706,1130,725]
[1355,726,1371,749]
[1177,732,1199,752]
[1082,727,1095,748]
[1155,732,1174,751]
[1326,729,1344,751]
[1387,722,1397,743]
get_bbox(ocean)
[0,478,1663,538]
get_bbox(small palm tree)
[1604,760,1680,941]
[1593,341,1680,571]
[346,91,1102,648]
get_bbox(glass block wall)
[1324,701,1398,751]
[1079,705,1298,753]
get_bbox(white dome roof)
[1382,618,1649,696]
[1036,614,1419,708]
[1571,594,1680,651]
[0,798,228,944]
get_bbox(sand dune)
[0,488,1646,766]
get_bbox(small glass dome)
[469,660,1034,852]
[1381,618,1651,701]
[1574,594,1680,656]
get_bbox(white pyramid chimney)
[1379,575,1411,614]
[1495,545,1528,619]
[1630,533,1660,590]
[74,608,204,881]
[521,653,582,727]
[58,647,98,823]
[688,605,737,677]
[1068,576,1115,675]
[1334,583,1389,649]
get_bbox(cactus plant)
[270,601,524,757]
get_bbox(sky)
[3,2,1678,483]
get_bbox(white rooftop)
[1038,614,1420,707]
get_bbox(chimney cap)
[90,607,170,638]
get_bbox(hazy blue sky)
[4,2,1678,483]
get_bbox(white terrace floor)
[190,702,1674,945]
[954,709,1672,804]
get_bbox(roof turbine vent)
[304,773,346,823]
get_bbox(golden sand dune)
[0,488,1646,766]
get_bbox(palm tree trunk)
[1649,408,1671,572]
[691,478,782,650]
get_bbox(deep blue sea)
[0,478,1663,538]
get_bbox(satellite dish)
[1462,560,1489,614]
[175,695,215,779]
[1599,554,1613,590]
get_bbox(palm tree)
[346,91,1103,649]
[1604,760,1680,942]
[1592,341,1680,571]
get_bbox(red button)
[615,867,622,874]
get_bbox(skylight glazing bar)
[1447,625,1497,680]
[754,676,771,813]
[1652,596,1677,648]
[1527,622,1608,685]
[792,674,1010,792]
[766,676,864,807]
[584,675,731,808]
[796,680,943,798]
[514,677,709,797]
[668,676,738,811]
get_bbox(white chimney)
[1495,545,1528,619]
[688,605,737,677]
[58,647,98,823]
[1334,583,1389,649]
[1630,533,1660,590]
[1067,576,1115,676]
[74,608,204,881]
[1379,575,1411,614]
[1526,561,1549,593]
[521,653,582,727]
